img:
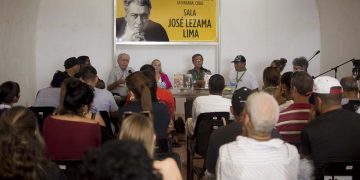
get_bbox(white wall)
[36,0,114,92]
[220,0,321,85]
[5,0,360,107]
[316,0,360,79]
[0,0,40,106]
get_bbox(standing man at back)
[301,76,360,179]
[107,53,135,106]
[228,55,258,90]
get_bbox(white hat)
[313,76,342,95]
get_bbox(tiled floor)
[172,132,204,180]
[172,132,188,179]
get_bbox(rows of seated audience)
[0,53,360,180]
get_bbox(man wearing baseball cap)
[228,55,258,91]
[301,76,360,179]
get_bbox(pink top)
[43,116,101,160]
[160,73,172,89]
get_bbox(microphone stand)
[314,59,354,78]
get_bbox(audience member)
[119,113,182,180]
[80,66,118,117]
[292,57,308,72]
[77,55,91,67]
[119,71,169,139]
[107,53,135,106]
[279,71,294,111]
[276,71,313,148]
[229,55,258,90]
[262,66,282,103]
[205,87,280,178]
[82,140,162,180]
[271,58,287,72]
[0,81,20,115]
[63,57,81,77]
[33,71,67,107]
[0,106,62,179]
[76,55,106,89]
[187,54,212,88]
[217,91,299,179]
[139,64,175,129]
[340,76,360,112]
[43,78,101,161]
[152,59,173,89]
[301,76,360,179]
[186,74,231,136]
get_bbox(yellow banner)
[116,0,217,42]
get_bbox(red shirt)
[276,103,312,143]
[43,116,101,160]
[156,88,175,120]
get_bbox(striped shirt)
[217,136,299,180]
[276,103,312,143]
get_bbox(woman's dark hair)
[140,64,157,102]
[263,67,281,87]
[280,71,294,99]
[57,78,94,116]
[82,140,161,180]
[50,71,68,87]
[271,58,287,72]
[0,81,20,104]
[0,106,50,179]
[126,72,152,111]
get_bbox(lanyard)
[236,70,247,83]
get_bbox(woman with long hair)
[43,78,101,161]
[152,59,172,89]
[263,66,282,104]
[0,106,62,179]
[119,71,169,140]
[119,113,182,180]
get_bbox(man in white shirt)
[228,55,258,90]
[186,74,231,136]
[217,91,299,180]
[107,53,135,106]
[81,66,119,117]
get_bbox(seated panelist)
[187,54,211,88]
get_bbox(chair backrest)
[323,160,360,179]
[29,106,56,133]
[193,112,230,156]
[99,111,116,143]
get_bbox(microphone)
[128,70,132,74]
[308,50,320,62]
